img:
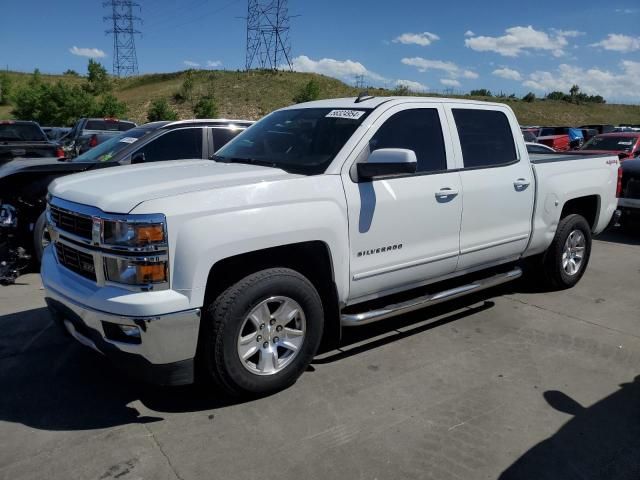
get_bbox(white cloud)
[290,55,387,82]
[395,79,428,92]
[522,61,640,100]
[69,46,106,58]
[464,30,475,37]
[393,32,440,47]
[550,29,585,38]
[401,57,478,80]
[440,78,461,87]
[206,60,222,67]
[184,60,200,67]
[590,34,640,52]
[464,26,576,57]
[492,67,522,81]
[615,8,637,14]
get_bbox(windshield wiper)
[212,155,279,169]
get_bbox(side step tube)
[341,267,522,327]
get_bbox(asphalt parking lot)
[1,229,639,480]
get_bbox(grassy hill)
[2,69,640,126]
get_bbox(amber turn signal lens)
[136,264,166,283]
[135,225,164,244]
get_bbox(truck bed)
[529,152,615,164]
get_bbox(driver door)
[342,104,463,302]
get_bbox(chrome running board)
[341,267,522,326]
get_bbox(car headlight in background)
[102,221,165,247]
[104,256,168,286]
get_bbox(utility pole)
[245,0,293,71]
[104,0,141,77]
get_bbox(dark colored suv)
[0,119,253,279]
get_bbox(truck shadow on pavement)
[499,375,640,480]
[0,307,250,431]
[595,227,640,246]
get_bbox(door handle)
[435,187,459,199]
[513,178,530,190]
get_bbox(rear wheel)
[201,268,324,396]
[540,214,592,289]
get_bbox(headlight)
[104,257,168,285]
[103,221,165,247]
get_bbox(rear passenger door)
[211,127,245,153]
[447,106,534,271]
[343,103,463,302]
[134,127,204,162]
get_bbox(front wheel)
[33,210,50,264]
[541,214,592,289]
[201,268,324,396]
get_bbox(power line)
[103,0,141,77]
[245,0,293,71]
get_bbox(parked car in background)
[580,133,640,161]
[522,130,537,143]
[526,142,555,154]
[41,96,618,394]
[618,158,640,230]
[63,117,137,157]
[538,134,570,151]
[42,126,72,142]
[580,124,615,135]
[0,121,65,161]
[0,118,253,283]
[581,128,598,143]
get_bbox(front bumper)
[45,287,200,386]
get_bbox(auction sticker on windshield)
[325,110,366,120]
[119,137,138,144]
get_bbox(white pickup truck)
[42,96,619,395]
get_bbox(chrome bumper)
[45,286,201,385]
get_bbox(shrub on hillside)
[523,92,536,103]
[470,89,492,97]
[193,97,218,118]
[293,80,320,103]
[84,60,112,95]
[0,73,12,105]
[147,98,178,122]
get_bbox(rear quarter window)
[453,109,517,168]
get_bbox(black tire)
[201,268,324,396]
[33,210,49,264]
[541,214,592,289]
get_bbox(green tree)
[193,97,218,118]
[12,80,96,125]
[175,70,195,105]
[0,73,12,105]
[392,84,410,96]
[470,88,492,97]
[147,98,178,122]
[85,59,111,95]
[63,69,80,77]
[522,92,536,103]
[570,84,580,98]
[293,79,321,103]
[546,91,565,101]
[95,93,128,118]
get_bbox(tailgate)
[0,143,58,160]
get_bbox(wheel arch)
[560,194,600,231]
[202,241,342,352]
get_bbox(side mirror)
[357,148,417,181]
[131,151,146,164]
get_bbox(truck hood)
[49,159,299,213]
[0,157,94,180]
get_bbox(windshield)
[72,126,153,162]
[85,120,136,131]
[213,108,371,175]
[581,135,639,153]
[0,123,46,142]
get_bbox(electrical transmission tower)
[245,0,293,71]
[104,0,141,77]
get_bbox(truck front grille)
[54,242,97,281]
[49,206,93,241]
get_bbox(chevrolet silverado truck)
[42,97,619,395]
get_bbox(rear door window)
[212,127,245,152]
[135,128,203,162]
[452,109,517,168]
[369,108,448,173]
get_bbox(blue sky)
[1,0,639,102]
